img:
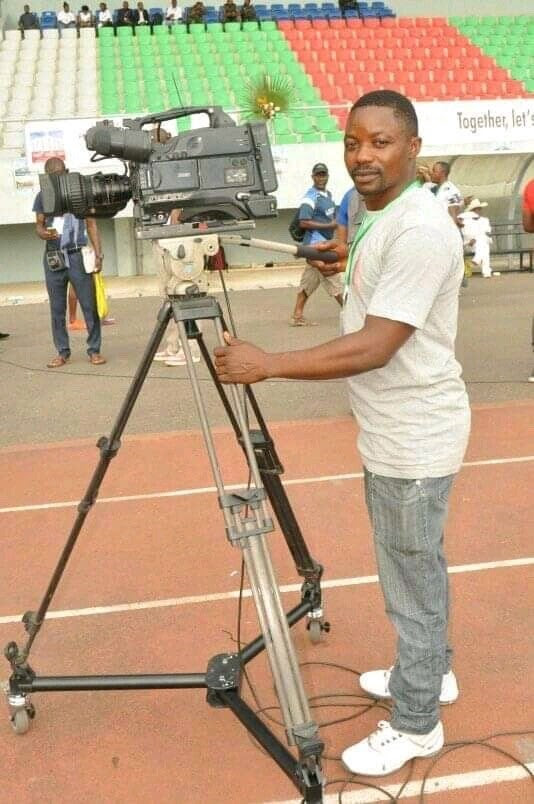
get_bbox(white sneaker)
[342,720,444,776]
[153,349,175,362]
[164,348,201,367]
[359,667,459,705]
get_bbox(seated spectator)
[240,0,256,21]
[18,4,40,30]
[134,0,149,22]
[188,0,204,23]
[78,4,93,25]
[165,0,182,23]
[116,0,135,24]
[221,0,239,22]
[96,1,113,23]
[57,1,77,27]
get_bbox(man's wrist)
[264,352,280,380]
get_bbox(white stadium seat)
[42,28,59,39]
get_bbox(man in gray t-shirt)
[213,91,470,778]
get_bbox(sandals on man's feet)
[47,355,69,368]
[289,316,317,327]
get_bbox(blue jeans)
[44,251,101,357]
[363,468,455,735]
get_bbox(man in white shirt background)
[57,1,76,28]
[165,0,182,23]
[96,1,113,25]
[458,198,493,278]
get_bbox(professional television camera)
[39,106,337,287]
[39,106,278,235]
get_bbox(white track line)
[1,455,533,516]
[0,557,532,626]
[269,762,534,803]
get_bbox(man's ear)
[409,136,422,159]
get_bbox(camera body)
[39,106,278,231]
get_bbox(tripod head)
[153,228,339,298]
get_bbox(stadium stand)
[0,10,532,147]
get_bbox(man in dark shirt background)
[117,1,135,25]
[18,4,39,30]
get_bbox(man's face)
[344,105,421,208]
[24,5,30,12]
[312,171,328,190]
[431,162,445,184]
[64,3,69,11]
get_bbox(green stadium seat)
[276,133,298,144]
[324,131,343,142]
[224,22,241,32]
[117,26,132,37]
[98,26,114,38]
[260,20,277,31]
[172,22,188,35]
[206,22,224,32]
[242,21,259,31]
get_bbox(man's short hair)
[434,160,450,177]
[350,90,418,136]
[44,157,65,174]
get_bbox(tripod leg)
[4,302,174,691]
[172,309,323,765]
[195,327,328,640]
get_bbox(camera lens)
[39,172,131,219]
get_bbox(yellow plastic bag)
[93,273,108,320]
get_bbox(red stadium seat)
[329,18,346,30]
[363,17,380,28]
[295,20,312,30]
[446,82,464,98]
[312,19,328,29]
[431,17,447,26]
[277,20,294,31]
[398,18,416,28]
[381,17,398,28]
[346,17,363,29]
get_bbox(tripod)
[4,288,329,802]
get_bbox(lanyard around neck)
[345,180,419,288]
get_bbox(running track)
[1,401,533,803]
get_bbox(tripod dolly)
[4,229,339,802]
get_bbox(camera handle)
[126,105,234,131]
[220,234,340,265]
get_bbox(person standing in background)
[290,163,339,326]
[336,186,365,245]
[33,158,106,368]
[457,198,492,279]
[522,179,534,382]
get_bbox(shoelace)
[369,721,402,749]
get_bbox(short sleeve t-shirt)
[435,180,462,208]
[341,186,470,478]
[33,192,88,251]
[337,187,365,243]
[298,187,335,245]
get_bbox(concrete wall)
[0,217,117,283]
